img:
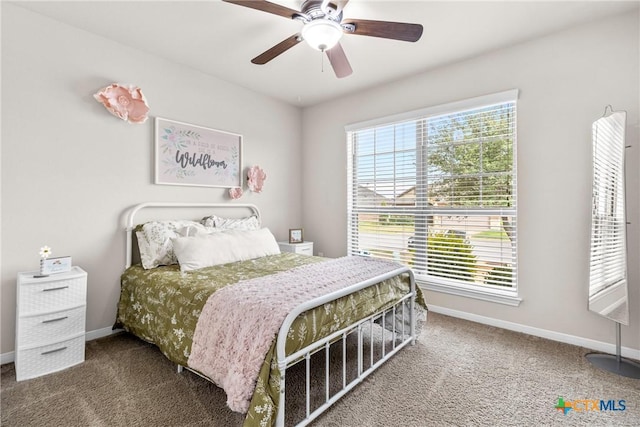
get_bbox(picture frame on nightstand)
[289,228,303,244]
[39,256,72,276]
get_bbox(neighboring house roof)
[395,186,416,206]
[356,185,387,205]
[397,186,415,199]
[357,184,422,206]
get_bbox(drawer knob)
[42,316,69,324]
[42,285,69,292]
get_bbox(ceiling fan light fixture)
[301,19,343,51]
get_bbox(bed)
[115,202,426,427]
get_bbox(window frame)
[346,90,521,306]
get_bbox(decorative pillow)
[201,214,260,231]
[136,220,208,269]
[172,228,280,272]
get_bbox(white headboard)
[124,202,261,268]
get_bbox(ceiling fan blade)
[326,42,353,78]
[222,0,299,19]
[252,34,302,65]
[343,19,423,42]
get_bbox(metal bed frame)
[124,202,417,427]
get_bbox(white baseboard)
[1,326,123,365]
[1,352,14,366]
[85,325,123,342]
[429,305,640,360]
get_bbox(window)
[347,90,519,304]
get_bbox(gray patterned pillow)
[200,214,260,230]
[137,220,208,269]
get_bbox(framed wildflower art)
[155,117,243,188]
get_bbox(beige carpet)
[2,312,640,426]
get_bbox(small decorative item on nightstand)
[278,241,314,256]
[35,245,52,278]
[15,266,87,381]
[40,256,73,276]
[289,228,303,244]
[36,246,72,277]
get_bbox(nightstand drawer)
[18,306,86,348]
[16,335,85,381]
[19,275,86,315]
[296,245,313,255]
[278,241,314,255]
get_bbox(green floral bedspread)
[116,253,421,427]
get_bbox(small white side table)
[15,266,87,381]
[278,241,314,256]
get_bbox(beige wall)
[301,12,640,350]
[1,5,303,354]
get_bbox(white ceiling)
[12,0,639,107]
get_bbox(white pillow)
[136,220,208,269]
[172,228,281,272]
[201,214,260,230]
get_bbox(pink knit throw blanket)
[187,256,404,413]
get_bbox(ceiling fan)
[222,0,423,78]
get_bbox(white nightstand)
[15,266,87,381]
[278,241,314,256]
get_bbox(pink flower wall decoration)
[228,187,243,200]
[247,165,267,193]
[94,83,150,124]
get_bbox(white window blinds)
[347,90,518,293]
[589,111,627,297]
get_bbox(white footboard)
[275,267,416,426]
